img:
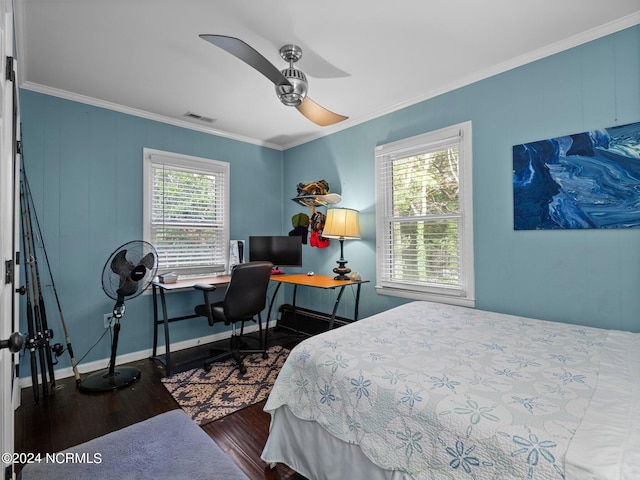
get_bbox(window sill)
[375,285,476,308]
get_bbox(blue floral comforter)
[264,301,614,479]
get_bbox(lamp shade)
[323,208,361,239]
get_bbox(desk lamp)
[322,208,361,280]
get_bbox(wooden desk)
[152,273,368,374]
[152,275,231,375]
[268,274,368,331]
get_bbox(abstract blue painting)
[513,121,640,230]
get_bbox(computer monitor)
[249,236,303,269]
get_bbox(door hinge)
[5,56,14,82]
[4,259,13,285]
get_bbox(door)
[0,2,19,479]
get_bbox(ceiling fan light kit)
[276,44,307,106]
[276,68,307,106]
[200,34,348,126]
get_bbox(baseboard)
[18,322,266,389]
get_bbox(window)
[375,121,474,307]
[143,148,229,277]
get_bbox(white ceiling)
[14,0,640,150]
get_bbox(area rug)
[161,345,289,425]
[19,409,249,480]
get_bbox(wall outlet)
[103,313,114,328]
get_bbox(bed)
[261,301,640,479]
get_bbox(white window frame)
[375,121,474,307]
[143,148,230,277]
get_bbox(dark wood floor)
[14,330,307,479]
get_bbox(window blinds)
[149,154,228,276]
[376,129,467,297]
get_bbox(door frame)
[0,1,19,478]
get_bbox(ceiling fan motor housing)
[200,36,347,125]
[276,68,308,106]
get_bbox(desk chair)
[194,261,273,374]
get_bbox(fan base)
[78,366,141,393]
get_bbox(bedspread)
[264,301,612,479]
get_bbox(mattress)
[261,301,640,479]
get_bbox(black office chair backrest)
[223,261,273,321]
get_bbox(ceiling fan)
[200,35,348,127]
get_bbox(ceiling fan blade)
[200,34,291,87]
[296,97,348,126]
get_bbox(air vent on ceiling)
[183,111,216,123]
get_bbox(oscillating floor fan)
[79,241,158,393]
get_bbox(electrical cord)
[18,322,113,379]
[75,323,112,367]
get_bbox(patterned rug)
[161,345,289,425]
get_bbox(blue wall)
[18,25,640,377]
[19,94,284,374]
[283,25,640,332]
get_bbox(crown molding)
[19,81,285,151]
[281,12,640,150]
[16,11,640,152]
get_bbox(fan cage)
[101,240,158,301]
